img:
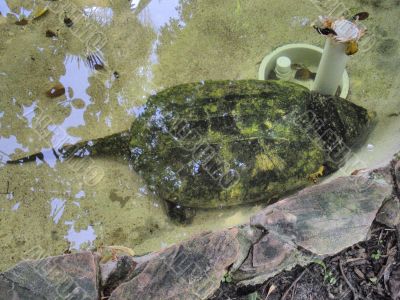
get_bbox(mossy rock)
[129,80,373,208]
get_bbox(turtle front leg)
[164,200,196,224]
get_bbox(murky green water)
[0,0,399,271]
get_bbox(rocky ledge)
[1,152,399,300]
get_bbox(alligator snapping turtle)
[13,80,375,221]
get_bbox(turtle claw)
[308,165,325,183]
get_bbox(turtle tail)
[59,130,131,159]
[7,130,131,164]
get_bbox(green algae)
[129,80,372,208]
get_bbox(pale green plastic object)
[312,39,349,96]
[258,43,349,99]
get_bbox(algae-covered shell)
[130,80,372,208]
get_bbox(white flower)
[332,19,365,43]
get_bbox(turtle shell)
[129,80,372,208]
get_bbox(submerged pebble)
[45,30,57,38]
[71,98,85,109]
[64,17,73,27]
[94,64,104,71]
[15,19,28,26]
[352,12,369,21]
[46,83,65,98]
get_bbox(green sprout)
[371,250,382,261]
[314,259,337,285]
[369,277,378,284]
[248,291,261,300]
[222,272,233,283]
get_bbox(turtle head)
[307,92,376,167]
[326,94,376,144]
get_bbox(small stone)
[45,30,57,38]
[354,267,365,279]
[46,83,65,98]
[94,64,104,71]
[15,19,28,26]
[71,98,85,109]
[64,17,73,27]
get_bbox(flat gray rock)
[251,166,393,256]
[109,229,240,300]
[0,252,99,300]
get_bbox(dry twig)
[339,259,361,300]
[281,268,308,300]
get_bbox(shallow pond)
[0,0,399,271]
